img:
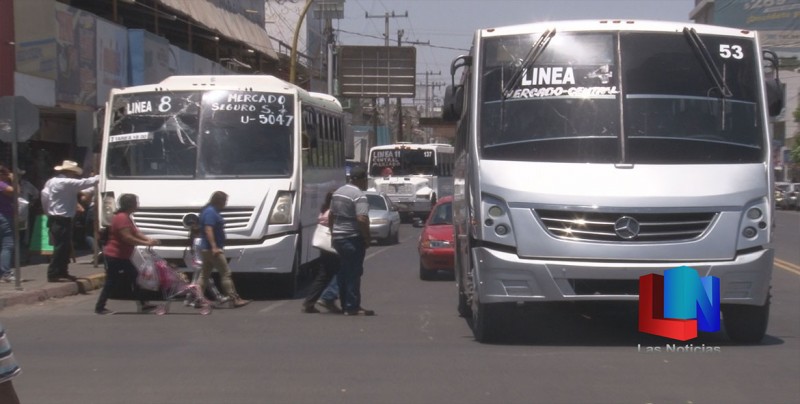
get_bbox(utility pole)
[417,71,442,117]
[365,10,407,144]
[396,29,404,142]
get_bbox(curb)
[0,274,106,310]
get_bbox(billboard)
[714,0,800,53]
[13,0,57,81]
[129,29,175,86]
[337,46,416,98]
[55,2,97,106]
[96,19,128,105]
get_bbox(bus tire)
[471,301,507,343]
[722,299,770,344]
[456,237,473,318]
[457,280,471,318]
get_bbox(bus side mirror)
[766,79,784,117]
[442,85,463,122]
[443,54,471,122]
[763,50,784,117]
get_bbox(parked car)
[366,191,401,244]
[416,195,454,280]
[781,183,800,210]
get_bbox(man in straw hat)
[41,160,99,282]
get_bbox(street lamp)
[289,0,345,86]
[289,0,314,85]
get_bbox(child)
[184,223,226,306]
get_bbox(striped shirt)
[330,184,369,239]
[0,322,21,384]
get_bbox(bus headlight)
[737,198,770,249]
[269,191,294,224]
[101,192,116,227]
[481,194,516,247]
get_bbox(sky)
[332,0,696,100]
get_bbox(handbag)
[312,224,336,254]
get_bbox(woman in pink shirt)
[94,194,158,314]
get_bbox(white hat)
[54,160,83,175]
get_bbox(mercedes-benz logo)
[614,216,640,240]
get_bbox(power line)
[335,29,468,51]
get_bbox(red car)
[417,196,454,280]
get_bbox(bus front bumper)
[141,234,298,275]
[471,247,773,306]
[390,197,433,215]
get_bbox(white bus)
[98,75,347,297]
[367,143,454,220]
[443,20,784,343]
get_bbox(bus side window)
[303,107,319,167]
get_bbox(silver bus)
[443,20,784,343]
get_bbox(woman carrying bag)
[94,194,159,314]
[302,191,342,313]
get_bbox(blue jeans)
[0,214,13,277]
[332,236,366,313]
[321,275,339,302]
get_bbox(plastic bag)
[312,224,336,254]
[136,251,160,291]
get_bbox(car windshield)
[369,149,436,177]
[428,202,452,225]
[367,194,388,211]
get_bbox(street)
[1,211,798,404]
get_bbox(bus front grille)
[132,207,255,232]
[535,210,717,242]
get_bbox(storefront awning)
[156,0,277,60]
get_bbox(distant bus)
[98,75,347,297]
[367,143,454,220]
[443,20,784,343]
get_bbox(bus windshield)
[480,31,763,164]
[369,148,437,176]
[106,90,295,178]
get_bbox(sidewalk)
[0,253,106,310]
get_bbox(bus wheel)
[722,299,770,344]
[471,300,509,343]
[455,238,472,318]
[457,280,471,318]
[469,267,507,342]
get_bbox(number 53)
[719,44,743,59]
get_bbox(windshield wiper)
[683,27,732,98]
[501,28,557,99]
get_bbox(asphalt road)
[2,211,799,404]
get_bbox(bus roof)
[480,19,757,39]
[108,74,342,111]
